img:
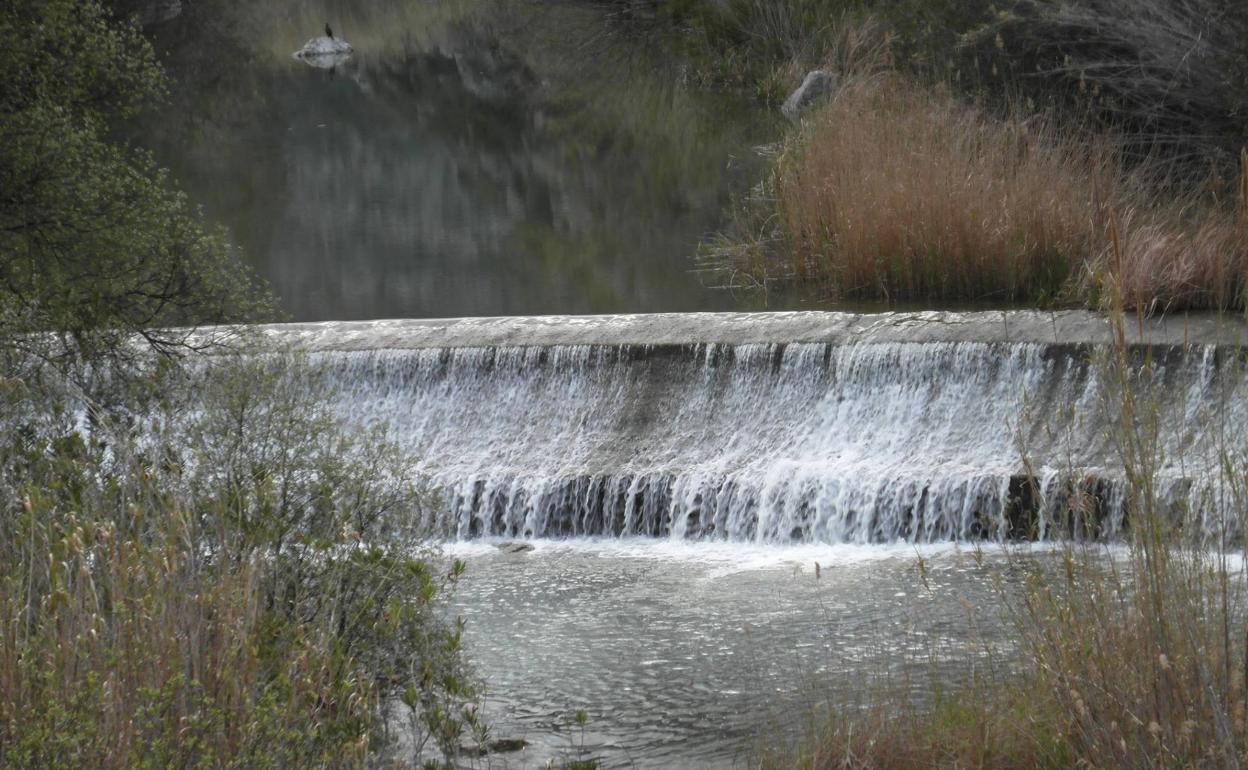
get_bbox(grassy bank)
[771,74,1109,304]
[646,0,1248,310]
[759,74,1248,309]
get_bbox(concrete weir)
[251,309,1247,351]
[241,311,1248,543]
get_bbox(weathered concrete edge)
[225,310,1248,352]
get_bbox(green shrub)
[0,356,480,768]
[0,0,271,366]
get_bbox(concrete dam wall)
[236,311,1248,542]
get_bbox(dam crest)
[239,311,1248,543]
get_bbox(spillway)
[246,310,1248,543]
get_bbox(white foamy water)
[304,337,1247,543]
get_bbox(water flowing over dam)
[255,310,1248,543]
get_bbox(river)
[143,0,788,321]
[140,4,1245,768]
[443,540,1011,769]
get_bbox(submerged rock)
[781,70,839,120]
[488,737,528,753]
[495,541,535,554]
[293,36,354,69]
[458,737,528,756]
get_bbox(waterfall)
[259,312,1247,543]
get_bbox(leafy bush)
[0,0,271,364]
[0,356,480,768]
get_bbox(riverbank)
[635,1,1248,312]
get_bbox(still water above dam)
[143,1,779,321]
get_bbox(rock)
[495,541,535,554]
[781,70,840,121]
[293,36,354,69]
[488,737,528,753]
[458,737,528,756]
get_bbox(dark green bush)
[0,0,271,365]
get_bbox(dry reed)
[760,67,1248,310]
[1098,151,1248,311]
[775,73,1114,303]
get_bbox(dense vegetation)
[0,360,483,768]
[0,0,271,363]
[0,2,480,767]
[642,0,1248,310]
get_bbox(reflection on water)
[143,1,781,321]
[445,541,1013,769]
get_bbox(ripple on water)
[441,539,1015,769]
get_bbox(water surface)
[145,1,780,321]
[445,540,1013,769]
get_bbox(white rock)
[781,70,840,121]
[293,36,353,60]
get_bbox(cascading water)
[272,311,1247,543]
[201,310,1245,768]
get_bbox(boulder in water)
[781,70,839,121]
[458,737,528,756]
[487,737,528,753]
[293,36,354,69]
[495,541,534,554]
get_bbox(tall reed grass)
[1100,156,1248,311]
[774,73,1112,303]
[718,50,1248,310]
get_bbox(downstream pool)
[441,540,1015,769]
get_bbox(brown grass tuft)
[1099,151,1248,311]
[1105,209,1248,311]
[776,74,1114,303]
